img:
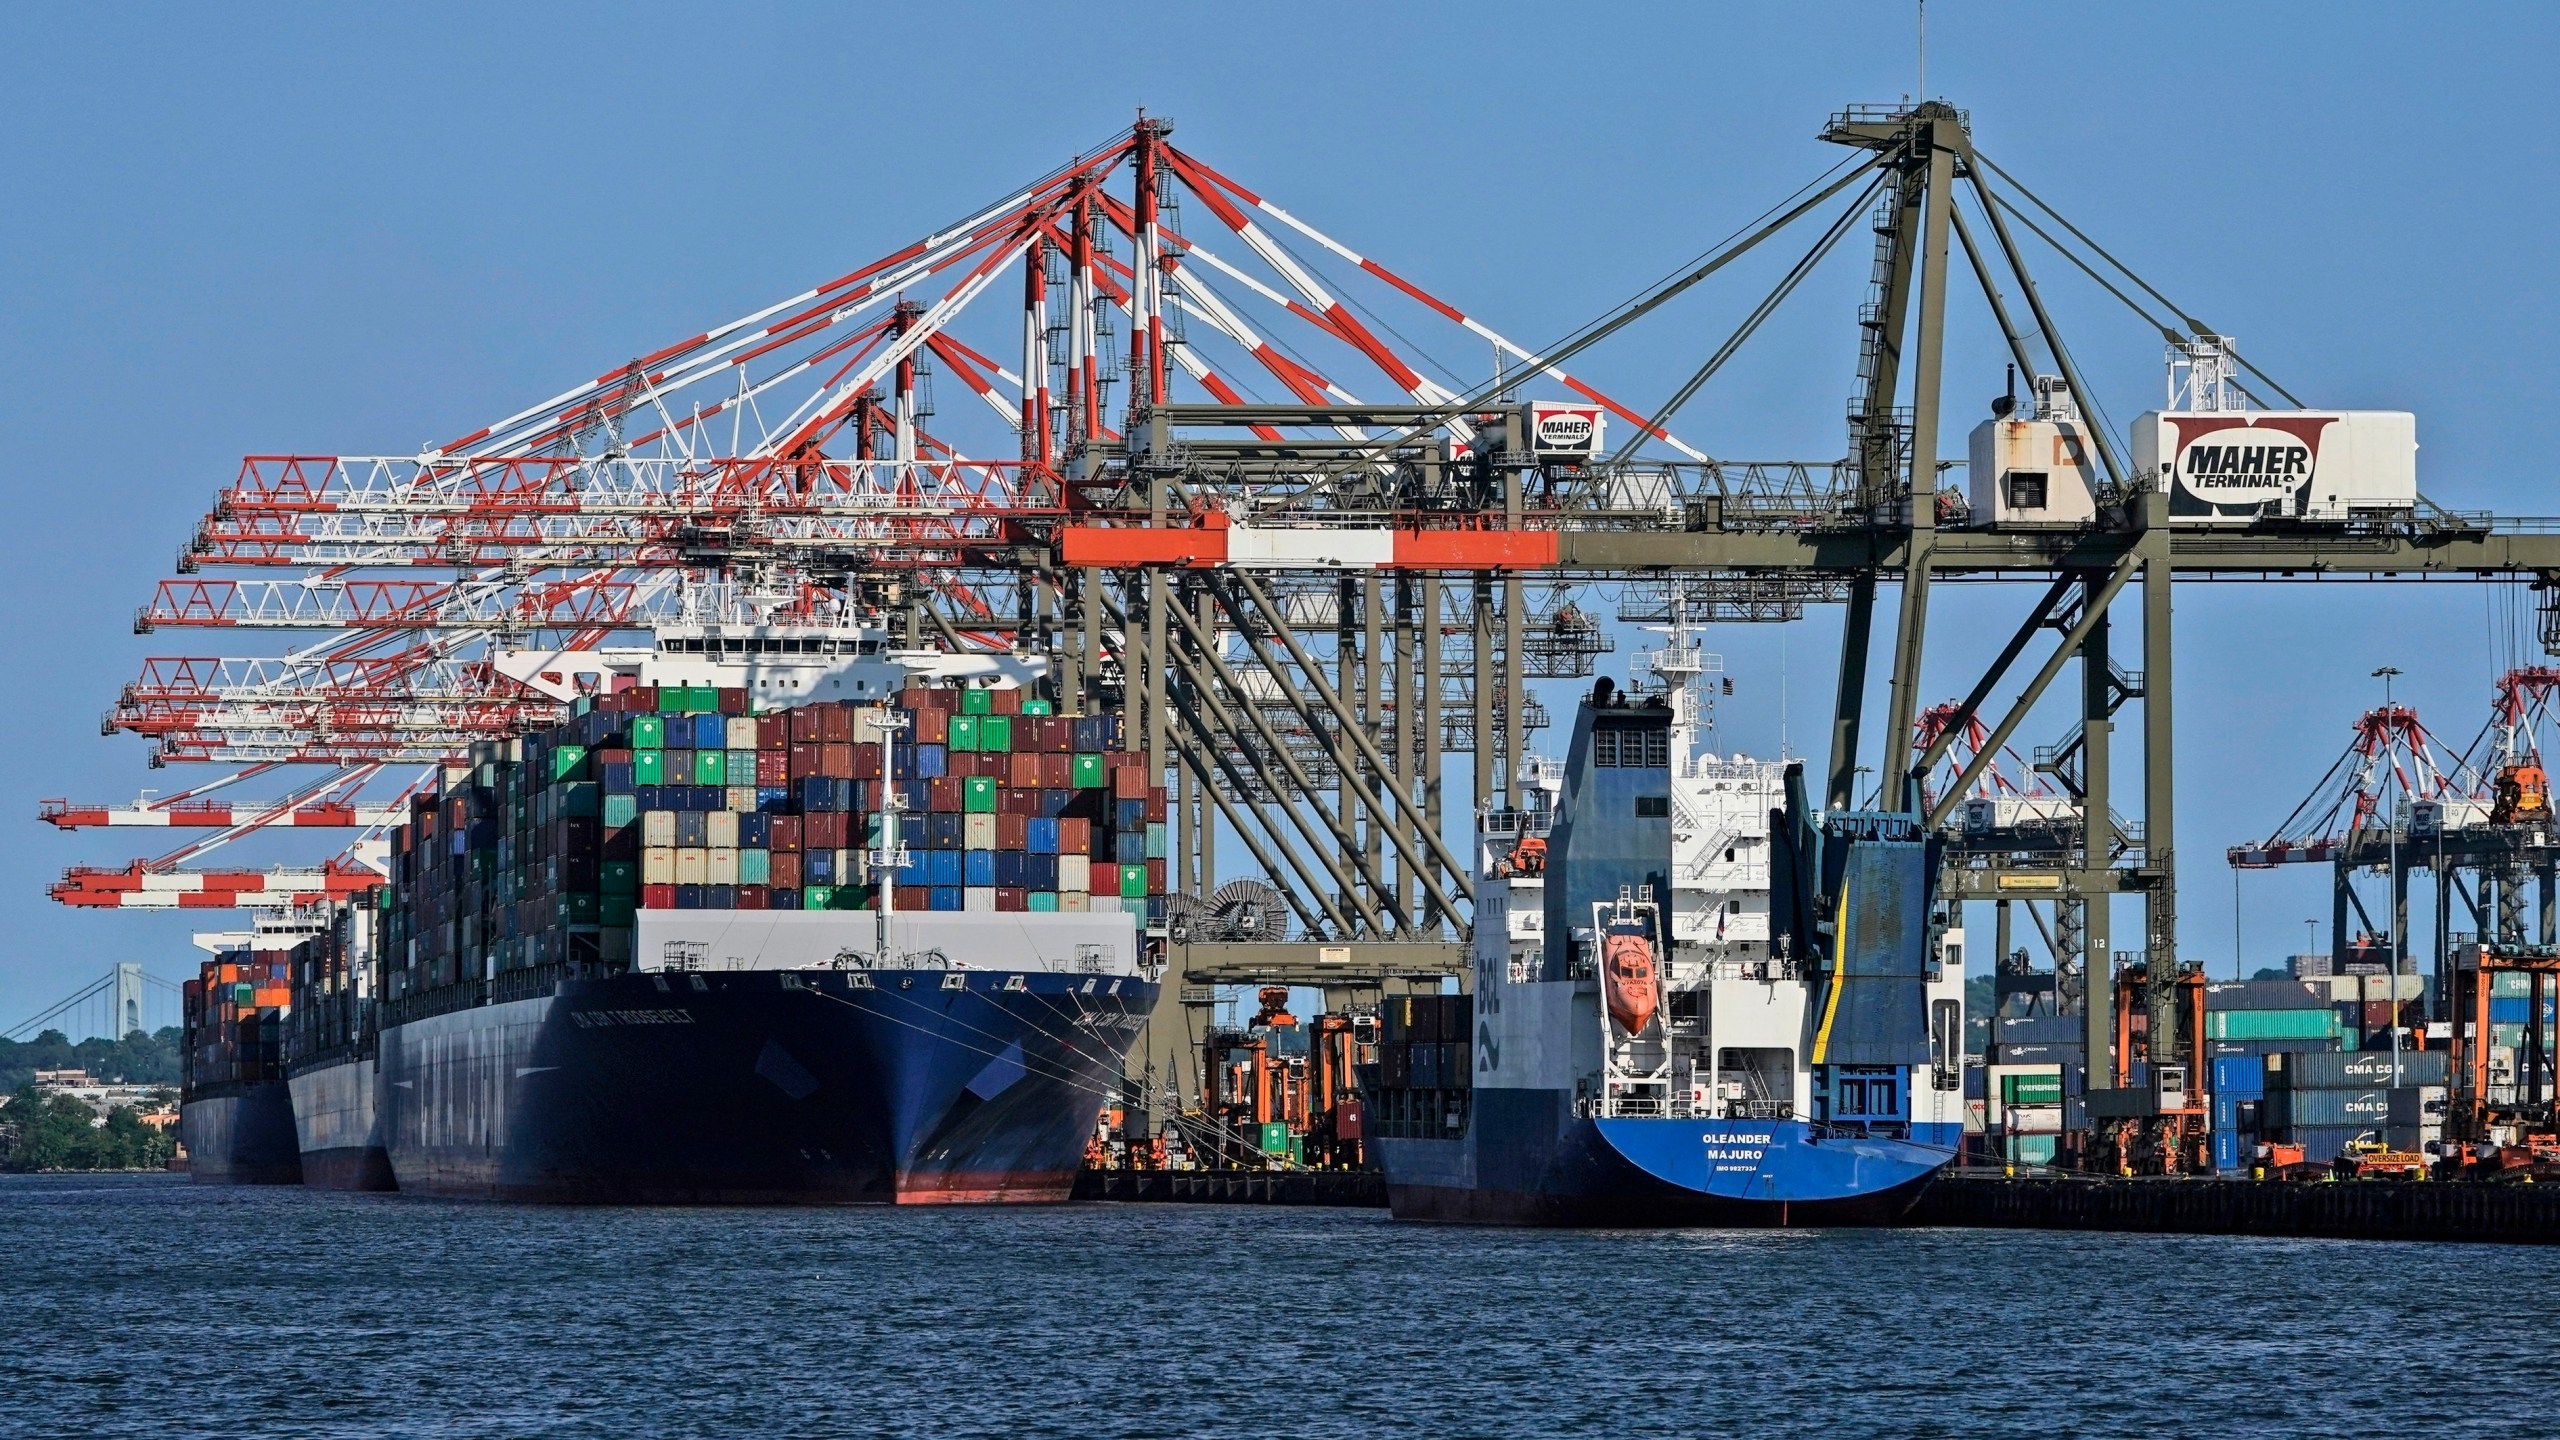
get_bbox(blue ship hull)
[1379,1085,1957,1226]
[377,967,1152,1204]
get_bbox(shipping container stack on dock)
[2203,968,2432,1171]
[382,683,1165,998]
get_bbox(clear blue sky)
[4,2,2555,1024]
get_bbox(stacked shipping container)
[1361,994,1474,1139]
[384,683,1164,996]
[182,953,291,1088]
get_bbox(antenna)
[1916,0,1927,100]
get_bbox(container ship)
[256,624,1163,1203]
[1367,640,1966,1224]
[178,923,313,1184]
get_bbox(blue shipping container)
[964,850,996,887]
[929,886,964,913]
[2212,1130,2243,1174]
[914,744,947,779]
[926,850,963,887]
[1027,818,1059,854]
[2210,1054,2265,1098]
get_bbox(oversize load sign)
[2163,413,2338,517]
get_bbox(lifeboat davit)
[1601,929,1659,1036]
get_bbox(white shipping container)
[643,846,677,885]
[2135,409,2416,524]
[1058,855,1091,893]
[964,813,999,849]
[707,811,739,848]
[675,847,707,885]
[1966,417,2099,525]
[725,717,759,749]
[964,886,997,913]
[1060,892,1091,913]
[706,848,738,885]
[643,811,677,847]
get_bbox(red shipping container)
[755,753,789,785]
[1113,765,1148,799]
[717,687,747,715]
[995,886,1028,912]
[1087,864,1118,895]
[899,687,948,712]
[1036,753,1071,787]
[1059,817,1092,855]
[1008,754,1042,788]
[770,815,802,851]
[819,705,854,742]
[820,743,854,779]
[989,687,1021,717]
[1146,786,1168,823]
[735,885,770,910]
[1145,859,1166,893]
[896,885,934,910]
[791,707,825,743]
[596,746,633,768]
[759,715,792,750]
[853,745,883,780]
[928,777,964,812]
[771,853,803,890]
[627,686,660,712]
[807,811,849,848]
[914,709,950,746]
[998,788,1041,818]
[789,743,821,780]
[643,884,676,909]
[996,814,1029,849]
[1029,716,1063,751]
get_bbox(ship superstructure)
[1375,622,1965,1224]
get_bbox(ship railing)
[1711,958,1799,982]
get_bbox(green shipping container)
[2000,1074,2063,1106]
[634,750,665,785]
[964,777,998,813]
[948,715,979,752]
[601,861,639,895]
[805,885,835,910]
[601,895,637,927]
[1259,1121,1290,1155]
[549,744,589,782]
[632,716,665,749]
[961,688,993,716]
[1028,891,1058,912]
[834,884,872,909]
[602,793,638,829]
[980,716,1012,752]
[2208,1008,2340,1041]
[696,749,728,786]
[1023,698,1053,715]
[1071,754,1105,788]
[1119,865,1147,899]
[656,688,688,715]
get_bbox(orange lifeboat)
[1601,929,1659,1036]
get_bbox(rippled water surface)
[3,1173,2546,1438]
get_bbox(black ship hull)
[377,967,1152,1204]
[178,1083,304,1185]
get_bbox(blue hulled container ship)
[262,625,1162,1204]
[1370,634,1965,1225]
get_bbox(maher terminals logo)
[2167,413,2337,505]
[1532,405,1601,452]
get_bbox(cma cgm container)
[369,679,1162,1203]
[2134,409,2416,524]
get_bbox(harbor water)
[3,1173,2544,1438]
